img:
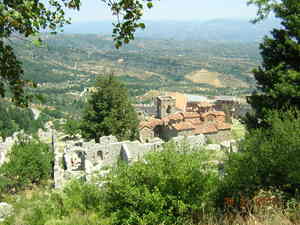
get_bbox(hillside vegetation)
[12,34,260,114]
[2,111,300,225]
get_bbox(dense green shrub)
[3,143,219,225]
[2,181,105,225]
[62,117,81,138]
[41,108,64,119]
[0,102,47,140]
[100,143,219,225]
[218,109,300,208]
[0,138,54,193]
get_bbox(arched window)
[97,151,104,160]
[166,105,172,114]
[207,115,215,122]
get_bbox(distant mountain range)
[63,19,280,42]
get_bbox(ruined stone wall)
[171,135,207,149]
[139,127,155,143]
[54,136,165,188]
[53,133,218,188]
[205,130,232,143]
[0,137,15,166]
[0,125,237,189]
[177,129,194,138]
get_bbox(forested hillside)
[12,34,260,114]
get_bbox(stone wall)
[171,135,207,148]
[0,135,20,166]
[54,136,165,188]
[177,129,194,138]
[206,130,232,143]
[53,134,216,188]
[139,127,155,142]
[0,126,238,189]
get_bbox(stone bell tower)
[156,96,176,119]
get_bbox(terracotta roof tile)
[202,111,225,117]
[214,111,226,116]
[164,113,184,121]
[193,123,218,134]
[172,122,195,131]
[190,120,203,126]
[181,112,201,119]
[139,119,163,129]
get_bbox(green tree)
[3,143,218,225]
[100,143,218,225]
[62,117,81,138]
[81,75,139,142]
[0,138,53,193]
[217,109,300,208]
[245,0,300,128]
[0,0,154,106]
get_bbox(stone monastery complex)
[139,92,239,142]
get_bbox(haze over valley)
[10,18,277,114]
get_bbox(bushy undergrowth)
[101,143,219,225]
[2,182,104,225]
[3,182,300,225]
[3,143,219,225]
[0,102,49,140]
[218,109,300,208]
[0,138,53,196]
[3,110,300,225]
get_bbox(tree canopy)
[245,0,300,128]
[80,75,139,142]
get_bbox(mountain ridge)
[63,19,280,42]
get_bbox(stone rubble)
[54,136,165,188]
[0,136,18,166]
[206,144,222,151]
[0,125,240,189]
[0,202,13,222]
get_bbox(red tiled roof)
[193,123,218,134]
[190,120,203,126]
[181,112,201,119]
[202,111,225,118]
[214,111,226,116]
[172,122,195,131]
[217,122,232,130]
[164,113,184,121]
[139,119,163,129]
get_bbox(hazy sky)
[68,0,258,22]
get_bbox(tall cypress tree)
[246,0,300,129]
[81,75,139,142]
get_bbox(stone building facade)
[156,96,178,119]
[0,128,237,189]
[53,133,240,188]
[54,136,165,188]
[139,94,232,142]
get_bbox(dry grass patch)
[185,69,223,87]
